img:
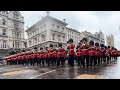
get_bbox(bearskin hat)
[89,40,94,46]
[100,44,104,47]
[104,46,107,49]
[58,43,62,47]
[112,47,114,49]
[82,38,87,42]
[68,38,73,43]
[108,46,110,49]
[34,47,37,50]
[40,47,43,50]
[49,44,53,47]
[95,43,99,47]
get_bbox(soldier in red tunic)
[39,47,45,66]
[48,44,54,66]
[57,43,65,67]
[67,39,75,67]
[75,43,83,66]
[44,47,48,65]
[53,48,57,66]
[95,43,101,64]
[107,46,112,61]
[89,40,96,66]
[100,44,105,63]
[80,38,90,68]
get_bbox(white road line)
[29,70,56,79]
[0,68,3,69]
[29,67,72,79]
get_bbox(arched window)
[2,19,6,25]
[52,34,55,40]
[29,41,31,46]
[58,35,61,41]
[41,34,46,42]
[62,36,65,42]
[14,11,19,19]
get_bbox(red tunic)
[67,44,75,55]
[76,48,83,57]
[39,51,45,59]
[53,50,57,58]
[95,47,100,56]
[48,48,54,58]
[89,46,96,56]
[80,43,89,55]
[57,48,64,58]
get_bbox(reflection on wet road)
[0,58,120,79]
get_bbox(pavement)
[0,57,120,79]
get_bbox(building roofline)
[66,27,80,33]
[26,16,68,32]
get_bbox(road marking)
[29,67,72,79]
[29,70,56,79]
[2,70,32,76]
[76,74,104,79]
[0,68,3,69]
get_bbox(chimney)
[63,19,66,22]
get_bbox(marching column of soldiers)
[5,38,120,68]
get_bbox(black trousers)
[40,58,45,66]
[76,56,81,66]
[90,56,96,66]
[30,58,34,65]
[53,57,57,65]
[103,56,106,63]
[82,55,89,67]
[48,57,53,66]
[96,56,100,64]
[107,56,109,62]
[57,57,64,66]
[68,55,74,67]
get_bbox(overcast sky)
[20,11,120,50]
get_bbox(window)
[52,24,55,30]
[41,35,45,42]
[2,28,7,35]
[52,34,55,40]
[14,12,19,19]
[17,33,19,38]
[14,20,19,29]
[29,41,31,46]
[32,31,34,36]
[62,27,64,31]
[57,26,60,31]
[3,40,7,48]
[44,24,46,31]
[2,19,6,25]
[41,27,42,32]
[58,35,61,41]
[15,42,19,49]
[37,28,39,33]
[13,42,14,47]
[2,11,5,14]
[34,38,37,44]
[68,34,69,39]
[62,36,65,42]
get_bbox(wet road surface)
[0,57,120,79]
